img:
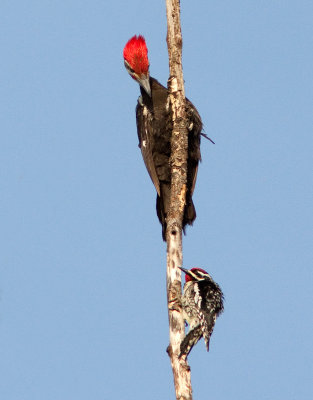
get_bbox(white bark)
[165,0,193,399]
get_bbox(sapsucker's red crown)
[180,267,211,283]
[123,35,149,76]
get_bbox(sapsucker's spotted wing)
[197,279,224,351]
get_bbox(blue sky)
[0,1,312,399]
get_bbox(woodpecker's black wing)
[136,100,160,196]
[135,77,203,240]
[135,78,172,240]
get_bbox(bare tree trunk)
[165,1,193,399]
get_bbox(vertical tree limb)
[165,1,193,399]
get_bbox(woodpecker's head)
[179,267,212,283]
[123,35,151,96]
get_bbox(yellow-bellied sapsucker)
[179,267,224,358]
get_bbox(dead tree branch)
[165,0,193,399]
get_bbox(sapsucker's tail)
[179,326,202,358]
[201,313,217,352]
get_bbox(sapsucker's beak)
[178,266,198,281]
[178,266,187,273]
[178,266,190,276]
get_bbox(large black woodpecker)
[123,35,203,240]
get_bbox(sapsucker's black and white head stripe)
[179,267,224,358]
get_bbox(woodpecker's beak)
[138,74,151,97]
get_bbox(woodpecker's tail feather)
[156,194,167,241]
[179,326,203,358]
[157,196,196,241]
[183,199,196,231]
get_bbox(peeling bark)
[165,0,193,399]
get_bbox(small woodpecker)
[123,35,204,240]
[179,267,224,358]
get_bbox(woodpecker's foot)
[168,299,181,312]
